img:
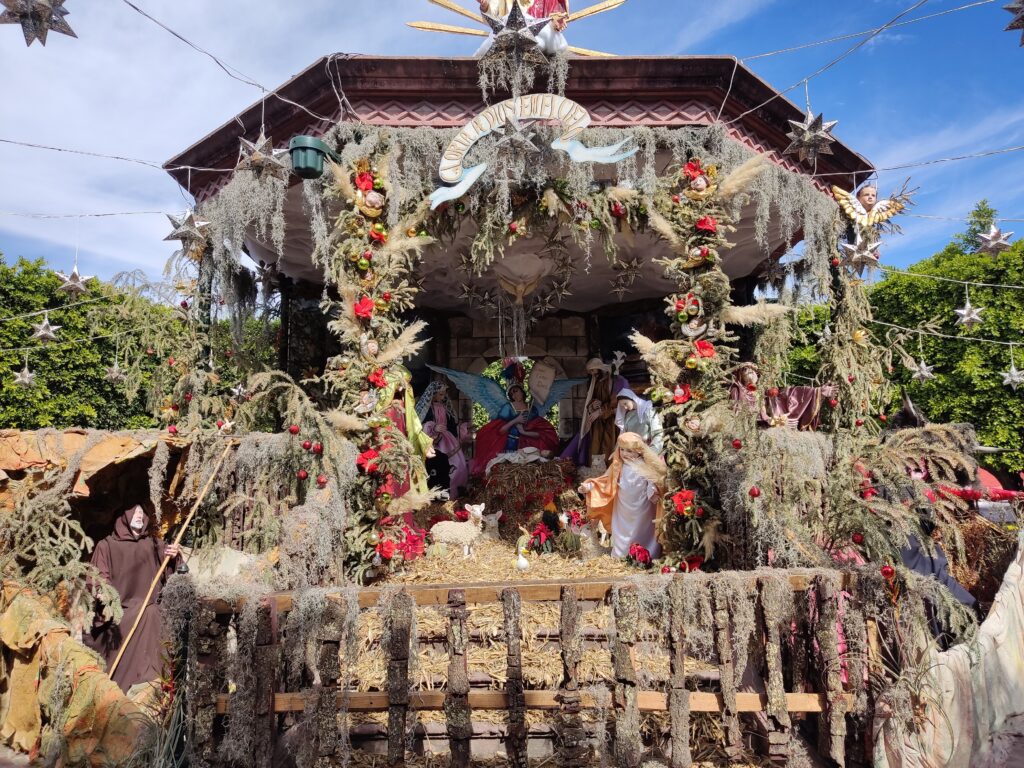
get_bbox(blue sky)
[0,0,1021,281]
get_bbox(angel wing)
[862,197,907,227]
[832,185,908,228]
[534,377,587,416]
[427,365,509,420]
[832,186,869,227]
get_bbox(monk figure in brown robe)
[85,504,181,693]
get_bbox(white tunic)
[610,464,661,560]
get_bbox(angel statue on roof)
[477,0,570,56]
[429,358,585,476]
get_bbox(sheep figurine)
[429,502,486,558]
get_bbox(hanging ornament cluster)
[784,110,838,165]
[978,224,1014,254]
[1005,1,1024,46]
[0,0,75,46]
[953,289,984,330]
[236,130,290,181]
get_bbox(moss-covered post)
[554,585,589,767]
[814,576,847,767]
[253,601,282,768]
[758,577,792,765]
[668,577,692,768]
[386,590,414,766]
[502,588,528,768]
[612,585,642,768]
[445,589,472,767]
[311,599,345,764]
[187,602,229,768]
[712,582,743,761]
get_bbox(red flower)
[357,448,380,474]
[682,160,704,180]
[681,555,704,572]
[695,340,716,358]
[368,368,387,388]
[628,543,652,565]
[529,523,552,549]
[353,296,375,320]
[673,384,692,404]
[567,509,585,528]
[695,216,718,234]
[369,228,388,244]
[672,490,696,516]
[455,509,469,522]
[376,539,396,560]
[355,172,374,192]
[397,526,426,561]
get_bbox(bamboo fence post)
[612,585,642,768]
[108,442,234,677]
[386,591,414,767]
[668,577,692,768]
[501,588,528,768]
[445,588,472,768]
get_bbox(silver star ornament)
[55,263,93,296]
[105,362,126,384]
[784,110,839,165]
[12,361,36,388]
[839,237,882,274]
[482,0,551,39]
[954,298,984,329]
[31,313,61,342]
[978,224,1014,254]
[236,131,290,180]
[909,358,936,382]
[164,211,210,253]
[1002,360,1024,391]
[1005,1,1024,46]
[1,0,76,47]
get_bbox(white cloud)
[670,0,777,52]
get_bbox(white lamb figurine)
[429,502,486,558]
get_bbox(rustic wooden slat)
[445,589,472,768]
[216,689,855,715]
[386,591,414,767]
[758,578,792,766]
[253,605,280,768]
[668,577,692,768]
[814,576,848,768]
[205,573,849,614]
[555,586,589,767]
[613,586,642,768]
[712,583,743,763]
[501,588,528,768]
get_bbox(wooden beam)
[206,573,850,615]
[568,0,626,23]
[429,0,485,25]
[216,690,855,715]
[407,20,487,37]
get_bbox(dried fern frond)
[718,155,768,200]
[721,302,793,327]
[645,207,685,254]
[376,320,429,366]
[630,331,682,384]
[326,410,368,434]
[327,159,356,203]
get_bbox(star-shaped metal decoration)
[55,263,93,297]
[954,297,984,329]
[1,0,76,47]
[784,110,839,165]
[551,277,572,301]
[236,130,290,181]
[1002,359,1024,391]
[816,323,833,349]
[482,0,551,39]
[230,383,247,400]
[909,358,936,382]
[105,362,126,384]
[1005,1,1024,46]
[31,312,60,343]
[839,237,882,274]
[164,210,211,255]
[493,116,540,153]
[12,360,36,388]
[978,224,1014,254]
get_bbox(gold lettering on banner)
[438,94,595,184]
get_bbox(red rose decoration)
[681,555,704,572]
[695,216,718,234]
[355,172,374,192]
[376,539,396,560]
[695,340,716,358]
[672,489,696,516]
[673,384,691,404]
[661,565,673,574]
[353,296,375,320]
[368,368,387,388]
[357,448,380,474]
[628,543,652,565]
[369,228,388,244]
[397,526,426,561]
[682,160,704,180]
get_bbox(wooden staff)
[109,441,234,678]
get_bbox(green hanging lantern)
[288,136,341,180]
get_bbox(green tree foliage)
[870,205,1024,473]
[0,256,156,429]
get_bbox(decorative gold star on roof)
[784,110,839,165]
[0,0,76,47]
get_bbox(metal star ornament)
[1002,360,1024,391]
[493,116,540,153]
[164,211,210,256]
[236,130,290,181]
[784,110,839,165]
[1005,1,1024,46]
[978,224,1014,254]
[12,359,36,388]
[1,0,76,47]
[31,312,61,342]
[954,296,984,330]
[483,0,551,39]
[839,237,882,274]
[54,263,93,297]
[230,383,247,400]
[105,362,126,384]
[909,358,936,382]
